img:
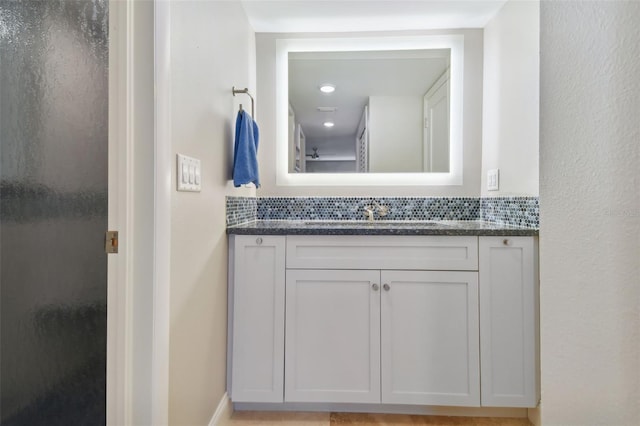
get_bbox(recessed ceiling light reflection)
[323,121,335,128]
[319,84,335,93]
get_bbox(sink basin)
[302,220,447,227]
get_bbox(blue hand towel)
[233,109,260,188]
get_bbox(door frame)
[107,1,171,425]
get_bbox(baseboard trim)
[209,392,233,426]
[233,402,527,418]
[528,405,541,425]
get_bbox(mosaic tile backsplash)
[480,196,539,229]
[226,196,257,226]
[257,197,481,221]
[226,196,539,229]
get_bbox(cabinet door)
[381,270,480,406]
[228,235,285,402]
[479,237,539,407]
[285,269,381,403]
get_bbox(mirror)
[276,35,464,186]
[288,49,450,174]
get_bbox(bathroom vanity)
[226,221,539,412]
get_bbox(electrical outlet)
[177,154,202,192]
[487,168,499,191]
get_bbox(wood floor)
[224,411,532,425]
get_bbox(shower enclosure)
[1,0,109,424]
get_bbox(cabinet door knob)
[256,237,263,245]
[372,283,379,291]
[503,239,510,246]
[383,283,390,291]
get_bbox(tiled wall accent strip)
[226,196,257,226]
[227,196,539,228]
[480,196,539,229]
[257,197,481,221]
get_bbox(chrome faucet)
[363,200,389,221]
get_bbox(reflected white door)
[423,71,450,172]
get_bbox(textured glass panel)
[0,1,108,424]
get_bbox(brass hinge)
[105,231,119,254]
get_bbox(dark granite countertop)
[227,220,538,236]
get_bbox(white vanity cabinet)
[479,236,539,408]
[227,235,285,403]
[227,233,539,410]
[284,235,480,406]
[284,269,480,406]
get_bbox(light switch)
[487,168,499,191]
[177,154,202,192]
[181,163,189,183]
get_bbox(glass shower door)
[1,1,109,424]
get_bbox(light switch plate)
[177,154,201,192]
[487,168,499,191]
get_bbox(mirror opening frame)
[276,34,464,186]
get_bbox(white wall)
[305,134,356,158]
[256,29,483,197]
[368,96,423,172]
[481,0,539,197]
[168,2,255,425]
[538,2,640,425]
[306,161,356,173]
